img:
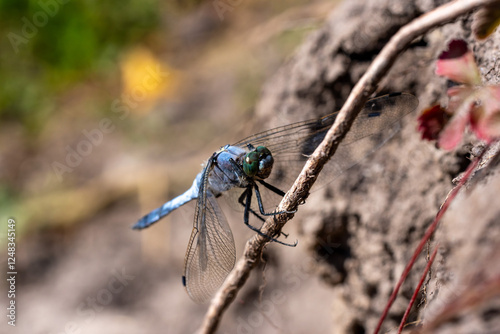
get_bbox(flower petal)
[438,111,469,150]
[435,40,481,85]
[447,86,476,111]
[470,86,500,140]
[417,105,450,141]
[483,86,500,116]
[438,95,478,150]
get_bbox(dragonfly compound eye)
[243,151,259,177]
[243,146,274,179]
[255,146,274,179]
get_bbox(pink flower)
[417,105,450,141]
[418,39,500,150]
[435,39,481,85]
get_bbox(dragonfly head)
[243,146,274,180]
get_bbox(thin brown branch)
[199,0,498,333]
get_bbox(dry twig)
[200,1,498,333]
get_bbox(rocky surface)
[9,1,500,333]
[252,0,500,333]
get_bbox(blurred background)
[0,0,343,333]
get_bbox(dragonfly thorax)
[242,146,274,180]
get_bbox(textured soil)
[4,1,500,334]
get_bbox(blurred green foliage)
[0,0,161,134]
[0,0,321,237]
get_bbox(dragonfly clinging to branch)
[133,92,418,303]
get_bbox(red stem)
[397,244,439,334]
[373,143,488,334]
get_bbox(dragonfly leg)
[257,179,285,196]
[242,186,297,247]
[238,188,265,222]
[254,182,295,216]
[229,156,282,219]
[256,180,297,214]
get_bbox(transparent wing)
[233,92,419,188]
[183,162,236,303]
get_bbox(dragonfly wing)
[234,93,417,153]
[233,93,418,189]
[312,92,419,179]
[183,162,236,303]
[342,92,419,145]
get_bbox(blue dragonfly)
[133,92,418,303]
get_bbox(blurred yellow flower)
[120,47,177,115]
